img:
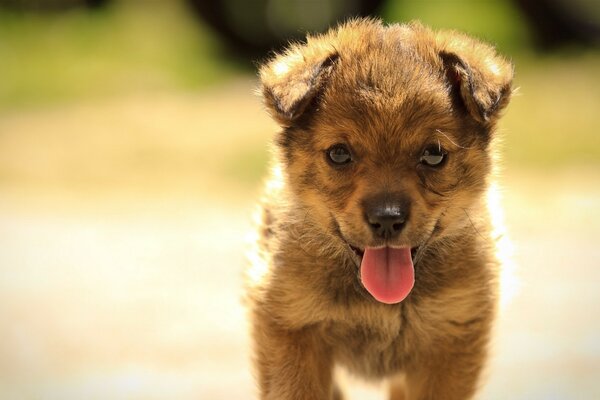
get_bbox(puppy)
[247,19,513,400]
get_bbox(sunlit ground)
[1,2,599,399]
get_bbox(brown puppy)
[247,19,513,400]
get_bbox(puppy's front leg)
[253,316,335,400]
[403,344,486,400]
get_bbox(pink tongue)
[360,247,415,304]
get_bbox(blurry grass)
[502,53,600,167]
[0,1,242,110]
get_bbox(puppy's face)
[260,20,512,303]
[306,93,483,255]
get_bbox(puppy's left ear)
[259,41,339,126]
[438,33,513,124]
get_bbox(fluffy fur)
[247,19,513,400]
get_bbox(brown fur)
[247,19,513,400]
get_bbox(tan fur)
[247,19,513,400]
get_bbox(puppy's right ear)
[259,43,339,126]
[437,31,513,125]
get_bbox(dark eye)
[327,144,352,165]
[420,145,447,167]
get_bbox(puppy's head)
[259,19,513,304]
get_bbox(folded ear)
[259,41,339,126]
[438,33,513,124]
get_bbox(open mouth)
[348,244,418,263]
[345,244,416,304]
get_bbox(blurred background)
[0,0,599,399]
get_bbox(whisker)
[435,129,474,150]
[461,208,487,241]
[413,219,440,266]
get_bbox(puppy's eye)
[420,145,447,167]
[327,144,352,165]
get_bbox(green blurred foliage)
[382,0,533,53]
[501,54,600,168]
[0,1,241,110]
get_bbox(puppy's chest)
[322,313,411,377]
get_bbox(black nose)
[363,196,410,240]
